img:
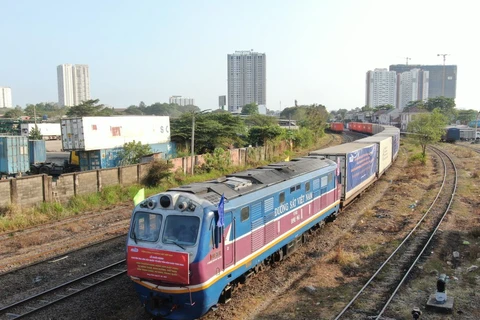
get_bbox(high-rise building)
[0,87,12,108]
[365,68,397,108]
[227,50,266,112]
[389,64,457,99]
[57,64,90,107]
[169,96,195,106]
[398,68,429,109]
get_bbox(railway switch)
[426,273,454,313]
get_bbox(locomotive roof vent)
[224,177,252,191]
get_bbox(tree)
[28,125,42,140]
[66,99,106,117]
[241,103,259,115]
[125,105,143,115]
[404,100,425,111]
[456,109,478,124]
[24,102,64,119]
[423,97,456,122]
[171,112,246,153]
[373,104,395,112]
[118,141,152,165]
[4,107,24,118]
[299,104,329,138]
[361,105,374,112]
[407,109,448,157]
[248,125,283,147]
[244,114,278,127]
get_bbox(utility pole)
[405,57,411,65]
[190,109,211,175]
[437,53,449,96]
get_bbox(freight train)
[126,123,400,319]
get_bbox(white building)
[227,50,266,112]
[169,96,195,106]
[365,68,397,108]
[57,64,90,107]
[0,87,12,108]
[398,68,429,110]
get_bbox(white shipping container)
[20,123,61,139]
[61,116,171,151]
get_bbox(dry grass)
[322,246,359,266]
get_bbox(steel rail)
[0,260,126,319]
[334,146,457,319]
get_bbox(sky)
[1,0,478,112]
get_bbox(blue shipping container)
[469,120,480,128]
[0,136,30,175]
[77,142,176,171]
[346,144,378,192]
[28,140,47,164]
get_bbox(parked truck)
[29,151,80,175]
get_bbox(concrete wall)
[0,180,11,207]
[54,174,75,203]
[75,171,98,196]
[0,145,277,208]
[100,168,119,188]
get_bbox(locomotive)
[126,123,400,319]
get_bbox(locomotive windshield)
[163,215,200,246]
[130,212,162,242]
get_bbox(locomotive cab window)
[131,212,162,242]
[305,182,310,192]
[163,215,200,246]
[241,206,250,222]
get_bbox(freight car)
[442,127,460,143]
[126,123,400,319]
[327,122,344,133]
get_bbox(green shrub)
[408,152,426,165]
[198,148,232,173]
[142,160,174,187]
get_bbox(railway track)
[334,146,457,320]
[0,233,126,276]
[0,260,126,320]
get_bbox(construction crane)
[437,54,450,96]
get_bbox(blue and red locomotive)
[126,123,400,319]
[127,156,340,319]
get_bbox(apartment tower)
[398,68,429,109]
[365,68,397,108]
[227,51,266,112]
[0,87,12,108]
[57,64,91,107]
[389,64,457,99]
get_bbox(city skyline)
[0,0,477,112]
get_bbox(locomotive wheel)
[274,248,284,262]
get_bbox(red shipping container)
[330,122,344,132]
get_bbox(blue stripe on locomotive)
[134,159,339,319]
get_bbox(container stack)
[61,116,175,171]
